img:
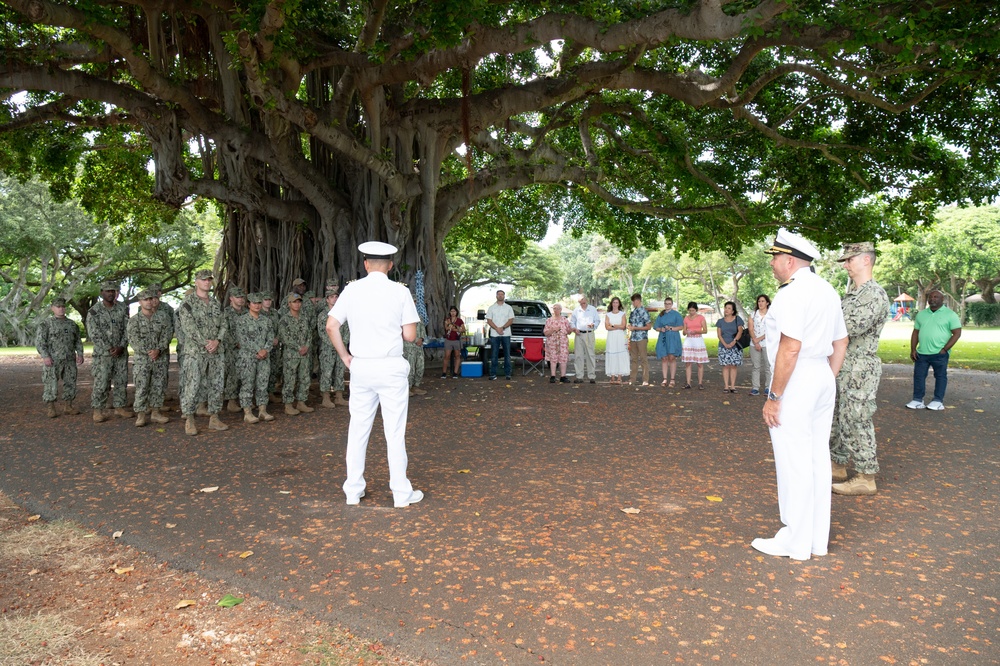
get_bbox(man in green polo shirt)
[906,290,962,411]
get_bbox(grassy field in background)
[5,326,998,371]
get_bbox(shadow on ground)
[1,357,997,664]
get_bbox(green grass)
[875,339,1000,372]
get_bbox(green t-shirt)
[914,306,961,354]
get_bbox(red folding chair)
[521,337,545,376]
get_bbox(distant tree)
[0,175,211,345]
[446,240,563,311]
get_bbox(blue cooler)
[460,361,483,378]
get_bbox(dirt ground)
[0,489,426,666]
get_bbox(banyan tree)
[2,1,999,331]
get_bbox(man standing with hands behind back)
[753,228,848,562]
[326,241,424,508]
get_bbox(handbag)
[736,327,752,350]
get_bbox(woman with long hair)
[681,302,709,389]
[441,306,465,379]
[748,294,772,396]
[604,296,630,384]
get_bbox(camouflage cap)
[247,292,263,303]
[292,278,306,286]
[137,289,155,300]
[229,286,246,299]
[325,285,339,296]
[100,280,119,292]
[837,241,876,262]
[51,297,67,307]
[261,291,274,301]
[287,292,302,303]
[195,269,214,280]
[148,282,162,292]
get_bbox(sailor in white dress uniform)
[326,241,424,508]
[754,228,848,560]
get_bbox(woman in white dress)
[604,296,629,383]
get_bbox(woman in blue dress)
[653,297,684,387]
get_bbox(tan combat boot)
[115,407,133,419]
[832,473,877,496]
[63,400,80,415]
[184,414,198,436]
[257,406,275,422]
[321,392,335,408]
[296,400,314,413]
[410,387,427,396]
[208,414,229,431]
[195,402,210,416]
[149,409,169,424]
[135,411,148,427]
[226,399,241,413]
[46,402,58,418]
[832,461,849,483]
[334,390,349,406]
[243,407,259,424]
[269,392,282,405]
[93,409,107,423]
[284,403,300,416]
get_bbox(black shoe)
[505,375,512,380]
[560,377,570,383]
[440,373,447,379]
[550,376,556,383]
[489,376,497,381]
[573,379,583,384]
[589,379,596,384]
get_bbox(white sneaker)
[394,489,424,508]
[905,400,925,410]
[926,400,945,411]
[345,491,365,506]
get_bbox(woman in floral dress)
[543,303,572,383]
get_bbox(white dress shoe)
[394,489,424,508]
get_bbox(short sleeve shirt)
[914,305,961,355]
[486,302,515,337]
[629,306,651,342]
[764,267,847,368]
[329,272,419,358]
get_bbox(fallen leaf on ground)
[620,507,641,515]
[457,469,471,474]
[27,569,39,576]
[165,523,177,529]
[27,515,41,521]
[175,600,196,609]
[200,486,219,493]
[706,496,723,502]
[279,490,291,494]
[238,551,254,559]
[112,530,123,539]
[114,566,135,575]
[217,594,244,608]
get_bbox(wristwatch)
[767,391,782,402]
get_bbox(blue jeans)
[490,336,511,378]
[913,351,949,403]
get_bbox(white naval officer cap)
[359,240,398,259]
[764,227,821,262]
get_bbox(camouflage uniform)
[318,308,350,393]
[223,301,247,403]
[829,278,890,474]
[86,299,129,409]
[157,299,175,399]
[178,291,228,416]
[127,306,173,413]
[235,310,274,408]
[404,320,427,388]
[35,312,83,402]
[262,300,282,394]
[279,306,312,403]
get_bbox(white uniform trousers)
[343,356,414,504]
[766,357,836,559]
